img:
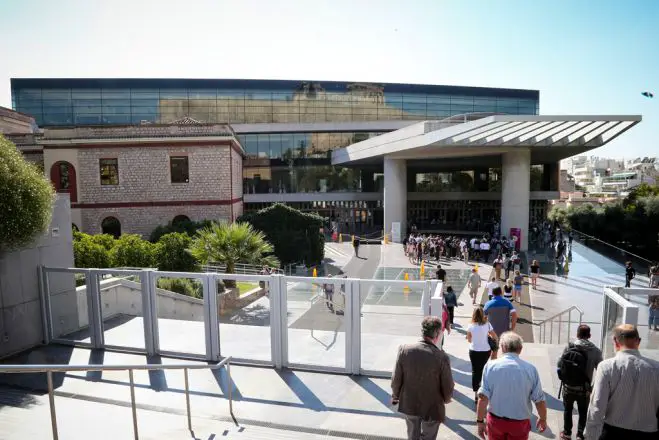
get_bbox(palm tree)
[189,222,279,287]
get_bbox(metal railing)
[537,306,584,345]
[0,357,235,440]
[202,263,284,275]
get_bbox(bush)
[73,232,111,268]
[90,233,116,251]
[154,232,198,272]
[110,234,155,268]
[149,219,213,242]
[0,135,55,251]
[156,277,203,299]
[238,203,325,266]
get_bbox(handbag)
[487,335,498,352]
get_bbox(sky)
[0,0,657,158]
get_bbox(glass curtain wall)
[13,81,539,126]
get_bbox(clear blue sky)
[1,0,657,158]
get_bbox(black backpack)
[558,343,589,387]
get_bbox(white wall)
[76,278,205,329]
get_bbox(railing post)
[228,361,237,425]
[348,279,361,375]
[279,275,289,369]
[87,270,104,349]
[205,274,220,361]
[47,371,59,440]
[550,320,553,344]
[184,368,192,432]
[141,270,157,356]
[129,369,139,440]
[558,314,562,344]
[567,309,572,343]
[269,274,283,369]
[39,266,54,344]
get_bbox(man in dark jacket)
[391,316,455,440]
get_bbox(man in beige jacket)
[392,316,455,440]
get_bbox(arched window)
[172,215,191,226]
[50,161,77,203]
[101,216,121,238]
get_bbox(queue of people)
[404,233,522,265]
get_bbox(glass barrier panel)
[46,269,89,343]
[155,273,206,357]
[218,274,271,362]
[97,270,145,351]
[286,279,346,369]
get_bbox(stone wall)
[0,195,75,358]
[76,145,234,203]
[81,204,232,237]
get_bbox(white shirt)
[468,322,494,351]
[480,242,490,251]
[486,281,498,297]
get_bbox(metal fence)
[39,266,440,377]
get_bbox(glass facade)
[11,79,539,127]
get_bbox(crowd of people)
[391,314,658,439]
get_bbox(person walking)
[557,325,603,440]
[512,252,523,274]
[353,235,361,258]
[503,279,514,301]
[444,286,458,328]
[513,270,524,303]
[391,316,455,440]
[624,261,635,288]
[649,295,659,331]
[504,254,513,280]
[493,255,503,281]
[484,287,518,338]
[584,324,659,439]
[468,268,482,305]
[485,276,499,301]
[322,274,335,313]
[467,307,497,404]
[530,260,540,290]
[476,332,547,440]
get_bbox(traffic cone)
[339,233,342,243]
[312,267,317,278]
[475,264,479,272]
[420,261,425,280]
[403,272,410,296]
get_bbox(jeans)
[649,308,659,328]
[563,390,589,436]
[599,423,658,439]
[405,415,440,440]
[469,350,491,392]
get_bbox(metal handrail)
[0,357,235,440]
[572,228,653,264]
[538,306,584,345]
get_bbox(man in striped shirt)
[584,324,659,439]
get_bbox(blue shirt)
[478,353,545,420]
[483,296,516,336]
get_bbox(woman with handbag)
[466,307,498,404]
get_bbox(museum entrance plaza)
[2,237,657,439]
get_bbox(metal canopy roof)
[331,115,641,165]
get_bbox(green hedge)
[0,135,55,251]
[109,234,155,268]
[156,277,203,299]
[154,232,198,272]
[149,219,213,242]
[238,203,325,266]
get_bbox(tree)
[189,222,279,287]
[154,233,198,272]
[238,203,325,266]
[0,135,55,252]
[110,234,155,268]
[149,219,213,242]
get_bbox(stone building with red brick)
[5,116,244,237]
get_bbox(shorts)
[470,288,478,297]
[531,273,539,279]
[514,285,522,292]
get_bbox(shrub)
[90,233,116,251]
[0,135,55,251]
[156,277,203,299]
[73,232,111,268]
[238,203,325,266]
[149,219,213,242]
[110,234,155,268]
[154,232,198,272]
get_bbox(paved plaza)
[1,240,658,439]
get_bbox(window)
[170,156,189,183]
[49,161,77,202]
[101,216,121,238]
[99,158,119,185]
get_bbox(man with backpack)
[557,325,603,440]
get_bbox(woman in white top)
[466,306,498,403]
